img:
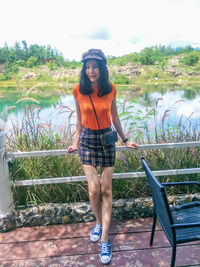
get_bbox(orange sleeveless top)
[73,84,117,130]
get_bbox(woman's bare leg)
[100,166,114,242]
[83,165,102,223]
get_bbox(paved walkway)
[0,217,200,267]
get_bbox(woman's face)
[85,60,100,87]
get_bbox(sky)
[1,0,200,61]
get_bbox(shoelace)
[92,224,102,235]
[100,242,111,254]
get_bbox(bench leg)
[150,211,157,245]
[171,244,176,267]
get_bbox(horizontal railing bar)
[14,168,200,186]
[6,141,200,159]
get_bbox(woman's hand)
[67,144,78,153]
[124,141,139,149]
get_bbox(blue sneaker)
[99,241,112,265]
[90,223,102,242]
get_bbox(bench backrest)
[141,157,174,244]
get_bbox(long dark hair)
[79,59,112,97]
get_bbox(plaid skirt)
[79,126,116,167]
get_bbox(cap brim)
[81,55,105,62]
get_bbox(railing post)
[0,130,13,218]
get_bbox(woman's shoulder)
[110,83,117,95]
[73,83,80,90]
[111,83,116,89]
[72,84,80,96]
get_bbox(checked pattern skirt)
[79,126,116,167]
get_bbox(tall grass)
[2,92,200,207]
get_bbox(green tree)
[140,47,156,65]
[0,47,9,63]
[181,51,200,66]
[26,56,39,68]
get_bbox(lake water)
[1,84,200,137]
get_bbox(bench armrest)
[171,222,200,229]
[161,181,200,187]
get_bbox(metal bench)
[141,157,200,267]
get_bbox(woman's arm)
[67,97,82,153]
[111,98,138,149]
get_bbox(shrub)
[0,74,5,81]
[46,60,56,70]
[110,71,131,84]
[180,52,200,66]
[26,56,39,68]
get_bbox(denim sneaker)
[90,223,102,242]
[99,241,112,265]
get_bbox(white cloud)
[1,0,200,60]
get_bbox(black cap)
[81,48,107,63]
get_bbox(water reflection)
[140,90,200,127]
[0,84,200,133]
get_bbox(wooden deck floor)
[0,217,200,267]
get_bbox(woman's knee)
[89,184,100,199]
[100,183,112,198]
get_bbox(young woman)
[67,48,138,264]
